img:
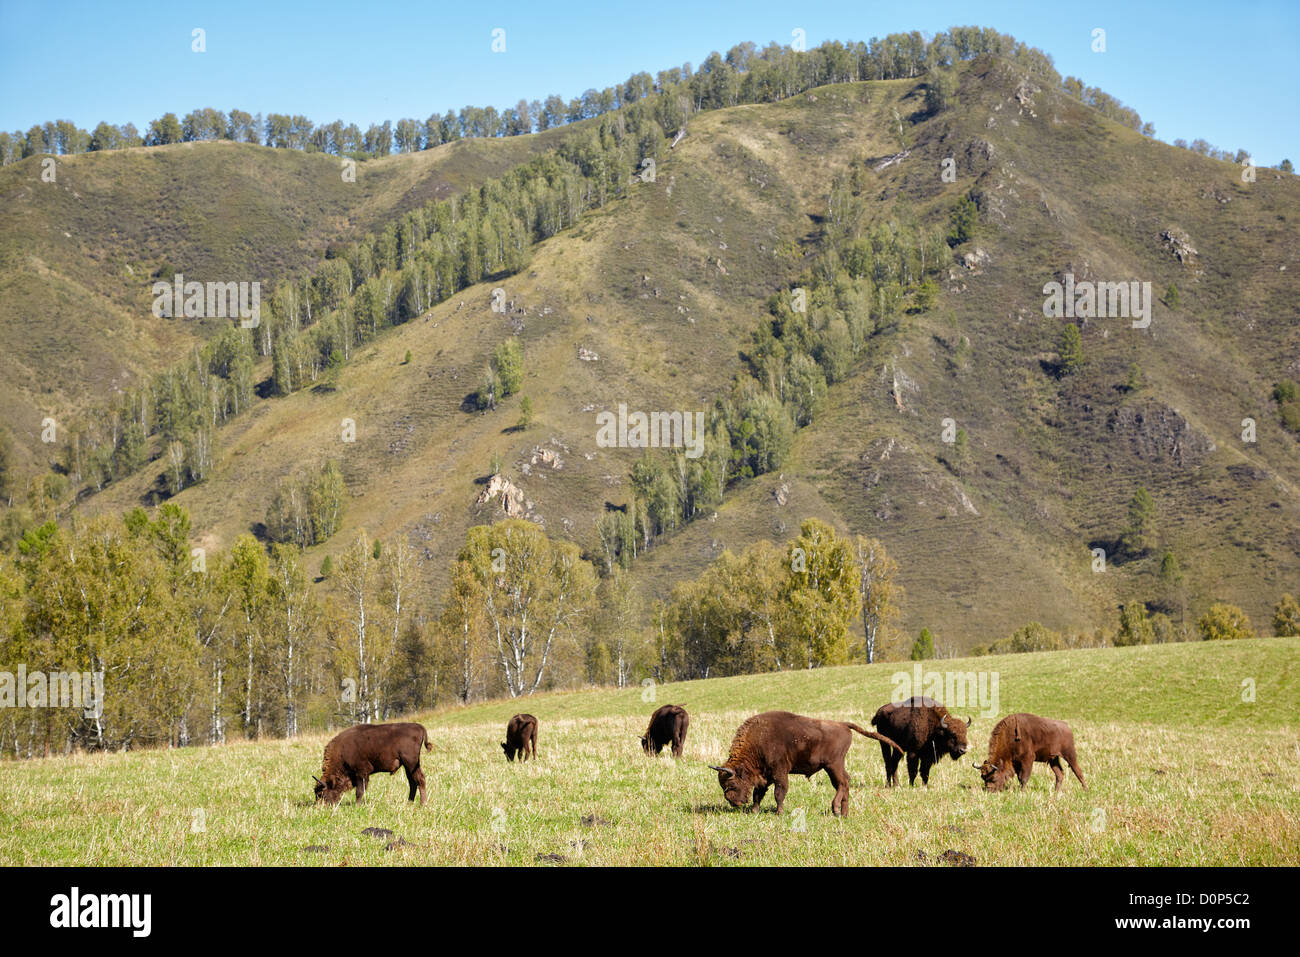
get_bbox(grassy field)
[1,637,1296,866]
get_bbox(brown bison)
[974,713,1086,792]
[709,711,905,816]
[641,704,689,758]
[502,713,538,762]
[871,695,973,787]
[313,722,432,806]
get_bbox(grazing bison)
[975,713,1086,792]
[641,704,690,758]
[709,711,905,817]
[502,713,538,762]
[871,695,973,787]
[313,722,432,806]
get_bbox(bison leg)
[881,743,901,787]
[1063,747,1087,789]
[1015,760,1031,790]
[752,784,768,811]
[355,775,368,805]
[919,754,934,788]
[672,737,683,759]
[826,763,851,817]
[772,771,790,814]
[1048,757,1065,792]
[406,764,427,804]
[906,753,920,786]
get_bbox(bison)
[709,710,905,817]
[974,713,1086,792]
[871,695,973,787]
[502,713,538,762]
[313,722,432,806]
[641,704,689,758]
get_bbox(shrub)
[1197,603,1255,641]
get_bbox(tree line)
[4,26,1180,168]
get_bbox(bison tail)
[422,727,433,752]
[848,722,905,756]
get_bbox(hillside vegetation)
[1,638,1295,866]
[53,57,1300,647]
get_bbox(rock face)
[1107,401,1215,467]
[1160,228,1199,265]
[476,473,534,518]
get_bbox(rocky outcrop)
[1106,401,1215,467]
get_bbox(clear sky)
[1,0,1296,164]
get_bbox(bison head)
[313,774,346,806]
[709,765,753,809]
[501,741,515,762]
[936,713,973,760]
[640,735,652,754]
[974,759,1010,792]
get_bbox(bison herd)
[311,696,1085,815]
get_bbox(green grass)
[2,638,1296,866]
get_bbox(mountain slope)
[62,58,1300,646]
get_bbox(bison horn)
[966,716,974,729]
[708,765,735,779]
[941,714,949,729]
[313,775,323,785]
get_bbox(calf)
[871,695,973,787]
[974,713,1086,792]
[502,713,538,762]
[313,722,432,806]
[641,704,689,758]
[709,710,905,817]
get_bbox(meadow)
[1,637,1296,866]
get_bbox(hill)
[1,637,1295,865]
[65,57,1300,646]
[0,128,574,475]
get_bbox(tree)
[1114,601,1154,646]
[1120,487,1158,558]
[146,113,183,146]
[1058,323,1083,376]
[782,519,862,668]
[1197,603,1255,641]
[924,68,957,114]
[1164,283,1179,309]
[266,544,319,737]
[493,337,524,396]
[1281,159,1294,174]
[1271,594,1300,636]
[453,520,596,697]
[518,395,534,429]
[855,536,902,663]
[910,627,935,660]
[947,193,978,246]
[333,529,392,721]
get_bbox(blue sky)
[1,0,1296,163]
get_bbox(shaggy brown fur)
[502,713,538,762]
[710,711,905,817]
[313,722,432,806]
[975,713,1086,792]
[871,695,973,787]
[641,704,689,758]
